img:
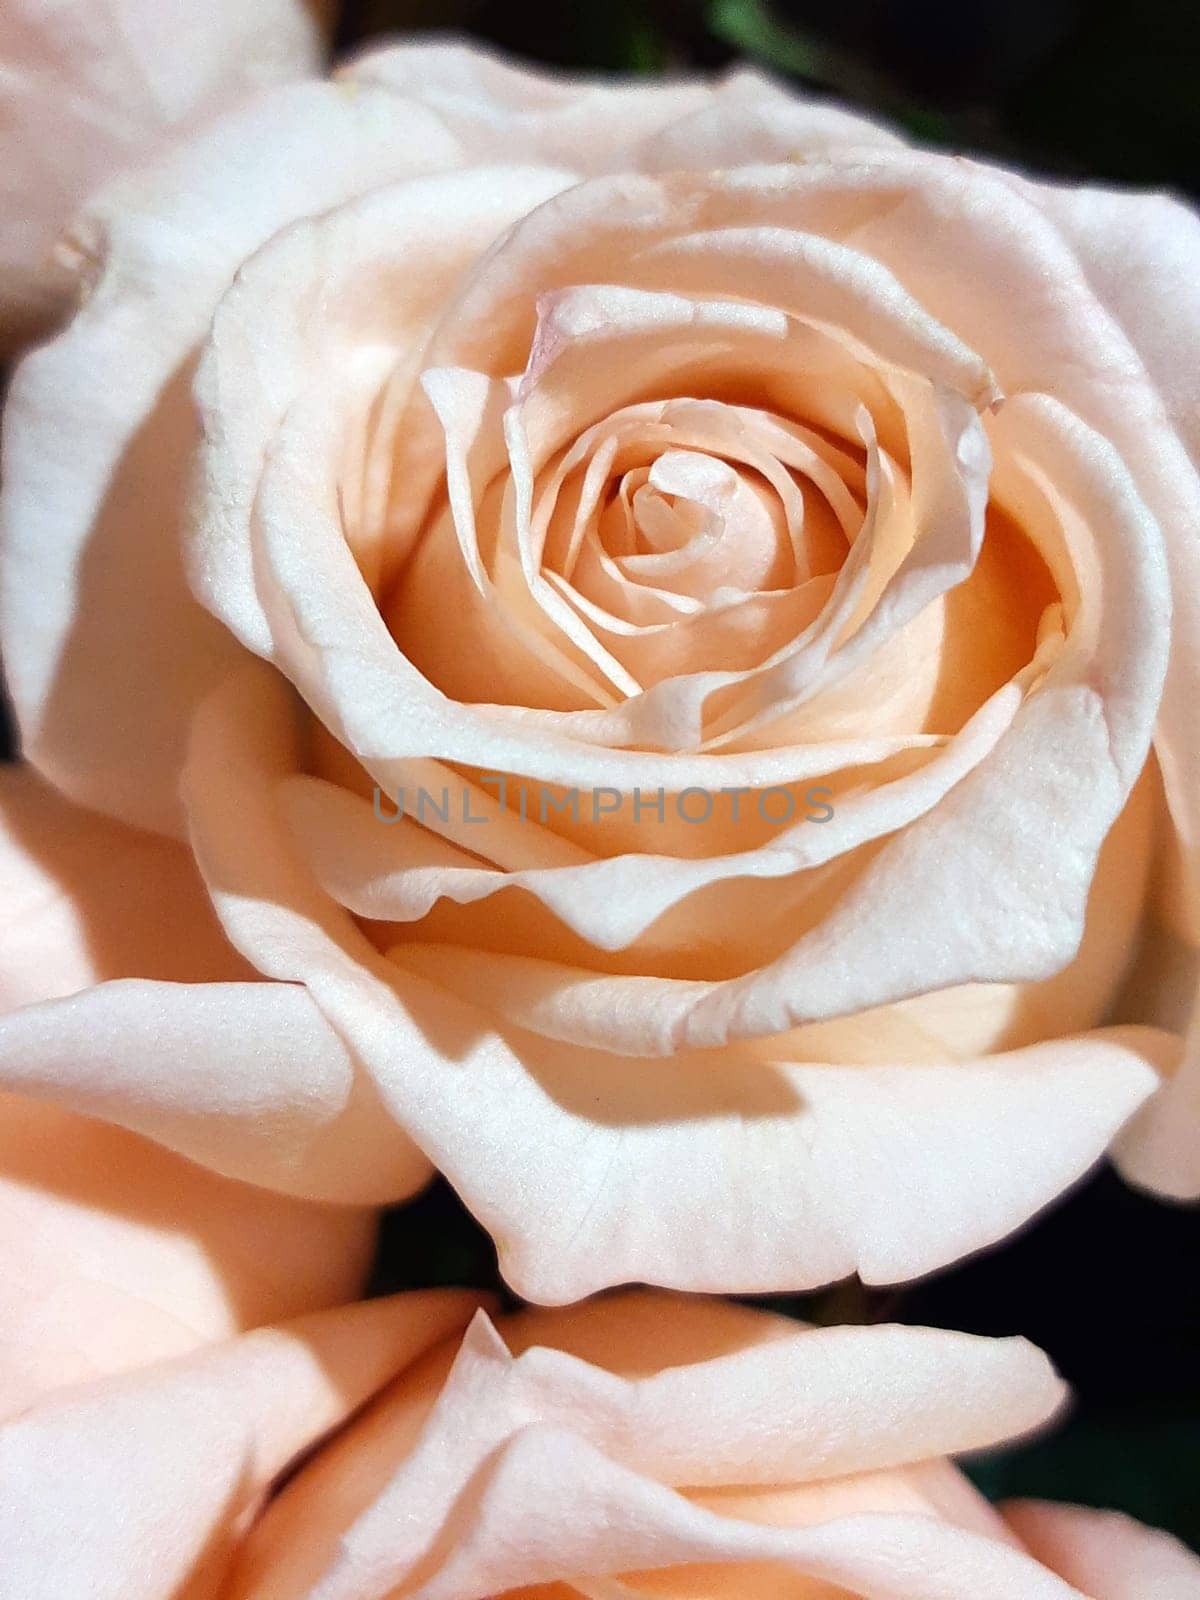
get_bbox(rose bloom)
[0,0,335,354]
[3,1288,1198,1598]
[1,42,1199,1303]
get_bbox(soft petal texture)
[0,1288,484,1600]
[0,0,333,353]
[176,142,1176,1291]
[0,766,382,1412]
[1022,177,1200,1198]
[0,764,253,1007]
[5,36,1197,1292]
[179,662,1165,1301]
[0,979,431,1204]
[1027,182,1200,472]
[342,37,714,174]
[0,75,464,835]
[224,1291,1094,1600]
[0,1095,377,1418]
[1004,1500,1200,1599]
[0,762,428,1200]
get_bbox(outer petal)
[1004,1500,1200,1599]
[190,162,577,658]
[182,664,1164,1302]
[1025,182,1200,471]
[1113,1022,1200,1200]
[1023,177,1200,1195]
[0,1289,484,1600]
[0,978,432,1204]
[338,1428,1087,1600]
[0,773,381,1410]
[0,0,333,352]
[636,66,904,170]
[0,78,463,836]
[227,1294,1074,1600]
[343,36,712,174]
[0,1094,377,1418]
[0,764,252,1009]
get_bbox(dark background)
[3,0,1197,1553]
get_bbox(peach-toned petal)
[228,1299,1076,1600]
[0,1094,377,1417]
[343,37,712,174]
[1005,1500,1200,1598]
[191,163,577,660]
[1113,1014,1200,1200]
[0,765,252,1009]
[0,78,463,836]
[0,978,430,1204]
[0,763,425,1202]
[0,0,332,353]
[1020,178,1200,1194]
[0,1289,484,1600]
[361,1427,1086,1600]
[636,67,904,171]
[1026,182,1200,471]
[182,664,1166,1300]
[765,152,1199,990]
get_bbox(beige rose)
[1,43,1197,1302]
[7,1288,1196,1599]
[0,0,334,354]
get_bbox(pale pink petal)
[297,1309,1062,1577]
[1020,178,1200,1194]
[1005,1500,1200,1598]
[229,168,1164,1060]
[343,37,712,174]
[182,665,1164,1301]
[1024,182,1200,471]
[190,163,577,659]
[0,1289,484,1600]
[768,152,1200,1036]
[0,1093,378,1417]
[0,763,428,1201]
[0,765,252,1010]
[0,978,431,1203]
[228,1299,1076,1600]
[377,1427,1086,1600]
[0,79,463,835]
[1114,1010,1200,1199]
[637,67,904,171]
[0,0,332,352]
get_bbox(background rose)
[0,1285,484,1599]
[0,43,1197,1311]
[0,0,335,355]
[8,1285,1198,1598]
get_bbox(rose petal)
[343,37,712,174]
[0,0,331,352]
[1004,1500,1200,1599]
[0,1094,377,1417]
[0,1289,483,1600]
[637,66,904,171]
[1025,182,1200,472]
[224,1293,1067,1600]
[0,765,252,1010]
[183,664,1166,1300]
[0,978,431,1204]
[389,1427,1087,1600]
[0,78,463,835]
